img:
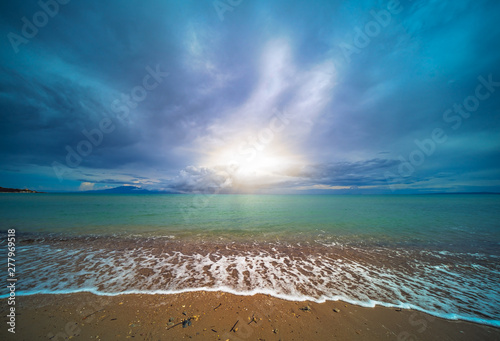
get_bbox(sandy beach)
[2,291,499,340]
[3,0,500,339]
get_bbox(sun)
[203,139,303,191]
[238,153,283,177]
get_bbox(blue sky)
[1,0,499,193]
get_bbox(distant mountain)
[0,186,43,193]
[82,185,177,194]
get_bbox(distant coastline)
[1,184,499,195]
[0,186,43,193]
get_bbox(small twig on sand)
[214,303,222,311]
[248,314,257,325]
[167,321,183,330]
[230,320,239,332]
[82,309,105,320]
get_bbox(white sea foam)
[2,241,500,328]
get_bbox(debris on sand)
[230,320,239,332]
[248,314,258,324]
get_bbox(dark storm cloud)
[298,158,400,187]
[0,0,499,192]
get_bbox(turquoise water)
[1,193,499,326]
[2,194,499,248]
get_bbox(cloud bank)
[1,0,499,193]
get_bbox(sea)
[1,193,499,327]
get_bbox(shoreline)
[3,287,500,328]
[9,233,500,329]
[2,292,499,340]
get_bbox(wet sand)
[2,292,499,340]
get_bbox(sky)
[1,0,499,193]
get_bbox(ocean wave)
[3,239,499,328]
